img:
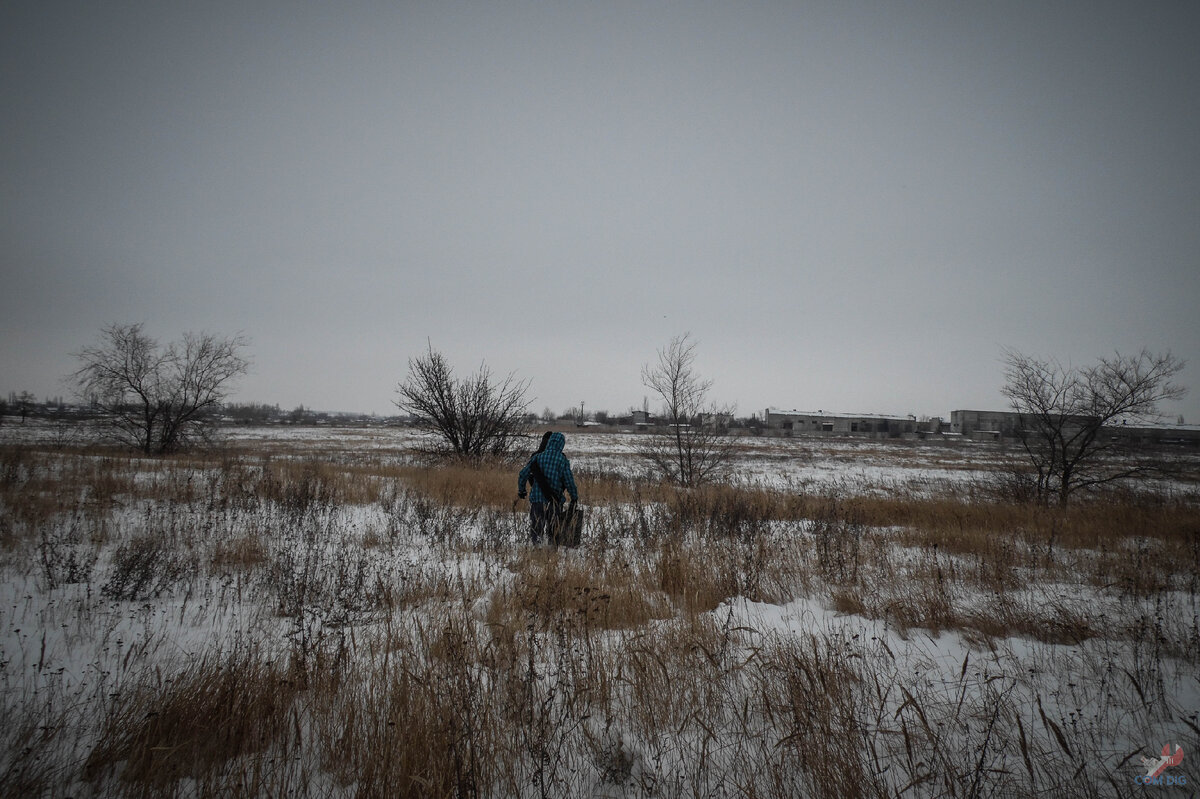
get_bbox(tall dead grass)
[84,649,301,788]
[488,547,674,631]
[1,436,1197,796]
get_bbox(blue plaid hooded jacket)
[518,432,579,504]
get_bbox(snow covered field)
[1,423,1197,797]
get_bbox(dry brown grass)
[85,650,301,787]
[0,447,136,546]
[386,458,642,509]
[656,536,742,614]
[840,491,1198,551]
[758,632,887,798]
[211,534,270,570]
[488,548,674,632]
[3,433,1197,797]
[312,630,503,799]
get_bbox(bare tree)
[16,391,37,424]
[639,333,736,486]
[1001,348,1186,505]
[396,343,531,458]
[72,323,249,454]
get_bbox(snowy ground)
[1,423,1198,796]
[10,419,1192,498]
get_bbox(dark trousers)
[529,500,563,545]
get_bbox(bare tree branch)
[395,343,531,458]
[71,324,249,454]
[639,333,736,486]
[1001,348,1186,504]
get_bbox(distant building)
[950,409,1200,446]
[1104,419,1200,446]
[949,409,1024,440]
[763,408,917,438]
[761,405,1200,446]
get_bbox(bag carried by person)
[554,500,583,547]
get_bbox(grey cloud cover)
[3,1,1198,420]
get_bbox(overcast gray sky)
[3,1,1198,421]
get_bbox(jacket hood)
[545,432,566,454]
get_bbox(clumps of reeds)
[84,649,300,788]
[810,493,866,583]
[220,457,347,515]
[0,448,103,548]
[656,535,740,614]
[0,695,71,798]
[488,547,673,632]
[757,629,890,798]
[38,519,99,589]
[210,534,269,571]
[314,650,498,798]
[664,482,782,538]
[265,513,403,626]
[100,533,196,601]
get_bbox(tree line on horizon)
[7,322,1187,503]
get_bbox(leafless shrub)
[978,461,1044,504]
[101,533,195,600]
[37,514,99,589]
[1001,347,1186,505]
[71,323,249,454]
[395,342,531,458]
[639,333,736,486]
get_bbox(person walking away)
[517,431,578,544]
